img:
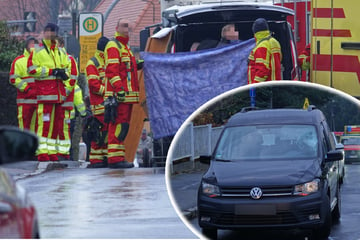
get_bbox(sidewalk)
[3,159,203,220]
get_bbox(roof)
[226,108,325,127]
[94,0,161,49]
[164,2,294,24]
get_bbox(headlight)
[294,179,320,196]
[201,182,221,198]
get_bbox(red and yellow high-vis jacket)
[85,50,106,115]
[27,39,71,104]
[298,43,310,71]
[62,53,78,112]
[9,49,37,105]
[104,32,139,103]
[248,30,283,84]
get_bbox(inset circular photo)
[166,81,360,240]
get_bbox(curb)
[12,161,165,180]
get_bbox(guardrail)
[169,123,223,173]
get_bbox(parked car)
[0,126,40,238]
[331,132,345,184]
[340,135,360,164]
[198,106,343,240]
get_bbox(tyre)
[201,227,217,240]
[312,195,331,240]
[332,185,341,223]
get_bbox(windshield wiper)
[215,158,232,162]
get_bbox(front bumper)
[198,192,327,230]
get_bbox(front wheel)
[312,195,332,240]
[332,185,341,223]
[201,227,217,240]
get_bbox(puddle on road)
[105,168,165,177]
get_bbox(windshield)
[214,124,318,161]
[341,137,360,145]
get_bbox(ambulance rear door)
[312,0,360,98]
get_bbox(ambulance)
[311,0,360,98]
[339,125,360,163]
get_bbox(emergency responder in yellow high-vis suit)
[248,18,283,84]
[104,18,142,168]
[85,36,110,168]
[27,23,72,162]
[298,43,311,81]
[56,36,79,160]
[9,36,39,132]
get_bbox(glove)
[51,68,61,76]
[136,59,144,70]
[116,90,126,102]
[58,70,69,81]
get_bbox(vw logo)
[250,187,263,199]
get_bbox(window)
[214,124,318,161]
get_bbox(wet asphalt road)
[17,167,197,239]
[185,164,360,240]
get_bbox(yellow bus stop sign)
[79,12,103,73]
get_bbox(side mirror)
[140,28,150,52]
[335,143,344,150]
[198,155,211,165]
[0,126,38,164]
[325,150,343,162]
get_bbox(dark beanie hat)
[97,36,109,51]
[44,22,59,33]
[252,18,269,34]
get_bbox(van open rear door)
[312,0,360,98]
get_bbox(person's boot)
[108,160,134,169]
[87,162,107,168]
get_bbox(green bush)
[0,21,24,72]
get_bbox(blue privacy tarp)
[141,38,256,139]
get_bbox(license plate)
[235,204,276,215]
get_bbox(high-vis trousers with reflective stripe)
[17,104,37,132]
[90,114,108,164]
[107,103,133,164]
[57,109,71,159]
[36,103,64,161]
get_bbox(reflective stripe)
[108,151,125,158]
[254,75,267,82]
[62,102,74,107]
[109,76,121,85]
[90,149,104,154]
[88,74,98,79]
[40,67,47,78]
[38,95,59,101]
[24,77,35,83]
[108,59,119,64]
[99,85,105,95]
[71,75,78,80]
[17,99,37,104]
[108,144,125,150]
[36,76,57,81]
[28,65,37,72]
